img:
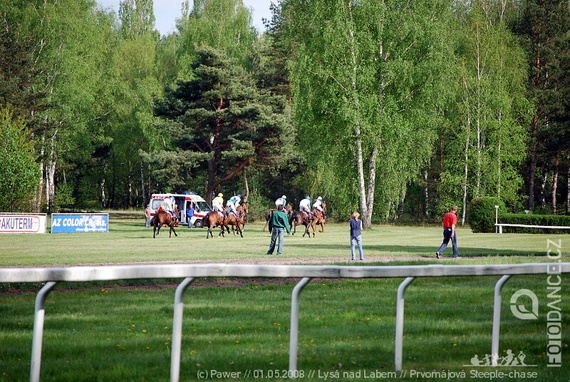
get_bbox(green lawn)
[0,218,566,266]
[0,218,568,381]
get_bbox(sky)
[96,0,273,36]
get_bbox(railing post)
[289,277,312,374]
[492,275,511,366]
[170,277,195,382]
[30,281,57,382]
[395,277,415,371]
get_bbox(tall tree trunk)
[566,160,570,215]
[34,140,45,213]
[539,170,548,209]
[423,167,429,216]
[45,131,58,213]
[364,145,378,228]
[461,116,471,226]
[242,167,249,203]
[551,159,559,215]
[527,117,539,211]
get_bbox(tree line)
[0,0,568,227]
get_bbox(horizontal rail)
[496,223,570,229]
[2,263,568,382]
[1,262,567,283]
[495,223,570,234]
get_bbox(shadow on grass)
[286,243,544,257]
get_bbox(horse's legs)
[169,224,178,238]
[153,225,157,238]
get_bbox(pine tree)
[153,46,295,203]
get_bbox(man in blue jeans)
[266,204,291,256]
[349,211,364,260]
[436,205,459,258]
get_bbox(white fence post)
[170,277,195,382]
[30,281,57,382]
[492,275,511,366]
[289,277,312,374]
[395,277,415,371]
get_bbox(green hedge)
[468,197,506,233]
[499,213,570,234]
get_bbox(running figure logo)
[466,350,536,367]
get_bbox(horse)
[310,200,327,234]
[262,203,293,232]
[224,203,248,237]
[203,211,225,238]
[152,211,178,238]
[289,210,314,237]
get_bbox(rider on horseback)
[275,195,287,208]
[299,196,312,221]
[312,196,325,218]
[226,194,242,218]
[212,193,225,217]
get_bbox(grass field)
[0,217,569,381]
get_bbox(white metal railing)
[1,263,568,382]
[495,223,570,234]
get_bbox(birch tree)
[283,0,454,226]
[440,1,529,223]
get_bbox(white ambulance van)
[148,192,212,228]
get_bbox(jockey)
[299,196,312,220]
[312,196,324,218]
[212,193,225,214]
[162,197,173,214]
[275,195,287,208]
[226,194,242,216]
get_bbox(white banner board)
[0,213,47,234]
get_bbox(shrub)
[468,197,506,233]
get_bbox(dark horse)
[262,203,293,232]
[224,203,248,237]
[203,211,226,239]
[289,210,313,237]
[290,200,327,238]
[152,211,178,238]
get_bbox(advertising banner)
[51,213,109,233]
[0,213,47,234]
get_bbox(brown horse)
[262,203,293,232]
[203,211,225,238]
[310,200,327,234]
[224,203,248,237]
[152,211,178,238]
[289,210,314,237]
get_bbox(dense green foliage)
[0,0,568,223]
[0,107,40,211]
[467,196,506,233]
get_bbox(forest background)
[1,0,568,228]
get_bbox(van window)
[150,199,164,210]
[193,201,211,212]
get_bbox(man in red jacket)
[436,206,459,259]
